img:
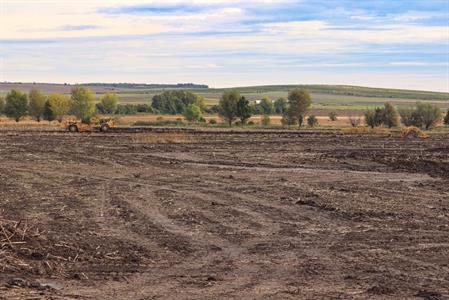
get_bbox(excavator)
[65,117,115,132]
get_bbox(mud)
[0,129,448,299]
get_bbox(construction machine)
[65,117,115,132]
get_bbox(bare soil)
[0,128,448,299]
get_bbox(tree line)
[363,102,447,130]
[1,87,448,129]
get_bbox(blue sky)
[1,0,448,91]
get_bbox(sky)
[0,0,448,91]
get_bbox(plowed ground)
[0,129,448,299]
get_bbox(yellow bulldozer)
[64,117,115,132]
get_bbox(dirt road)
[0,129,448,299]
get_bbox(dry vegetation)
[131,132,195,144]
[0,128,448,299]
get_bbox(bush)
[100,93,118,114]
[328,111,337,121]
[184,104,202,122]
[136,103,153,113]
[247,120,255,125]
[348,115,362,127]
[0,96,5,115]
[204,105,220,114]
[307,115,318,127]
[444,109,449,126]
[383,102,399,128]
[261,114,270,126]
[416,102,442,130]
[209,118,217,125]
[115,104,137,115]
[364,108,384,128]
[274,97,288,114]
[399,103,442,130]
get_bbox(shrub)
[399,107,420,127]
[274,97,288,114]
[115,104,137,115]
[209,118,217,125]
[348,115,362,127]
[258,97,274,114]
[136,103,153,113]
[248,120,255,125]
[261,114,270,126]
[444,109,449,126]
[183,103,202,122]
[0,96,5,114]
[364,108,384,128]
[307,115,318,127]
[416,102,442,130]
[383,102,399,128]
[328,111,337,121]
[399,103,442,130]
[204,105,220,114]
[100,93,118,114]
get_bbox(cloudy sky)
[1,0,448,91]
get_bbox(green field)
[1,83,448,112]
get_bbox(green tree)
[47,93,69,122]
[416,102,442,130]
[364,107,384,128]
[444,109,449,126]
[219,91,239,126]
[399,107,420,127]
[151,90,204,114]
[286,89,312,128]
[28,89,46,122]
[0,96,4,114]
[259,97,274,114]
[307,115,318,127]
[43,100,56,122]
[100,93,118,114]
[184,104,202,122]
[383,102,399,128]
[70,87,96,123]
[274,97,288,114]
[4,89,28,122]
[236,96,252,124]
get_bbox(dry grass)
[401,126,428,139]
[0,218,34,272]
[131,132,195,144]
[341,127,391,135]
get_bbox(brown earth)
[0,128,448,299]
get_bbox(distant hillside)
[82,83,209,89]
[1,82,448,102]
[207,85,449,101]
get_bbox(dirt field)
[1,128,448,299]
